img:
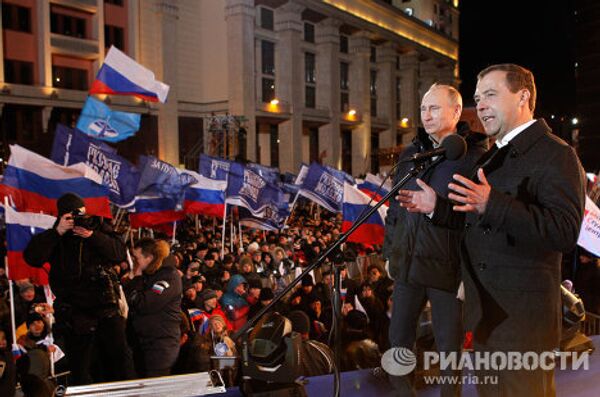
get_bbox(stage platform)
[63,336,599,397]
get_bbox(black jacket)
[432,120,585,349]
[383,124,488,292]
[123,261,182,350]
[24,221,126,311]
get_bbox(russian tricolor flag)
[183,171,226,218]
[129,196,185,228]
[90,46,170,103]
[5,205,55,284]
[357,173,391,207]
[342,183,388,245]
[0,145,112,218]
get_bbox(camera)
[71,209,100,230]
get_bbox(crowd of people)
[0,197,394,395]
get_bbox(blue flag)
[246,162,280,184]
[238,200,290,231]
[51,124,139,207]
[199,154,232,181]
[76,96,141,142]
[137,156,197,209]
[298,163,345,213]
[225,162,285,219]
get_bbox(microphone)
[401,134,467,163]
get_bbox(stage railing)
[583,311,600,335]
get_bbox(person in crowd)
[0,330,16,397]
[24,192,135,385]
[13,282,45,328]
[286,310,334,377]
[397,64,586,396]
[365,264,393,304]
[220,274,254,332]
[124,238,182,378]
[341,310,381,372]
[384,83,487,396]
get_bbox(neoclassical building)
[0,0,459,176]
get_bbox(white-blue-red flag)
[0,145,111,218]
[342,183,387,245]
[90,46,170,103]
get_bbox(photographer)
[23,193,135,385]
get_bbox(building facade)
[0,0,459,176]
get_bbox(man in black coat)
[383,83,487,397]
[397,64,585,396]
[24,193,135,385]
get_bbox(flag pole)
[221,206,227,259]
[238,221,243,252]
[283,192,300,227]
[5,256,19,360]
[195,214,199,235]
[172,221,177,245]
[230,216,234,253]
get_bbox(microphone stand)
[234,157,443,396]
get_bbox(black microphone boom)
[402,134,467,163]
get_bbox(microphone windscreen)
[442,134,467,161]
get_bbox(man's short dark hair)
[478,63,537,113]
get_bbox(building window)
[52,66,88,90]
[340,62,349,90]
[2,3,32,33]
[396,77,402,119]
[104,25,124,51]
[51,11,87,38]
[270,124,279,167]
[305,53,316,108]
[261,40,275,75]
[396,55,400,70]
[370,70,377,117]
[309,128,319,163]
[342,129,352,175]
[371,132,380,173]
[305,52,316,84]
[339,35,348,54]
[260,7,274,31]
[340,92,349,113]
[262,78,275,103]
[305,86,316,108]
[304,22,315,43]
[370,46,377,63]
[4,60,34,85]
[105,0,124,5]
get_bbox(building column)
[275,1,304,173]
[316,18,342,169]
[419,58,439,99]
[349,32,371,176]
[155,0,180,165]
[377,42,397,154]
[399,51,420,145]
[37,0,52,87]
[225,0,256,162]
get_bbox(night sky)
[458,0,576,119]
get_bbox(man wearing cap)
[196,289,232,333]
[13,281,44,327]
[287,310,334,377]
[24,192,135,385]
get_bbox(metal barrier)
[583,311,600,336]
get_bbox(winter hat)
[201,289,218,301]
[259,287,274,301]
[287,310,310,334]
[345,310,368,331]
[57,192,85,216]
[19,281,35,294]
